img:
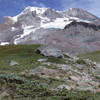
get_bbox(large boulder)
[36,46,64,58]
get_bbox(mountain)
[0,6,100,54]
[63,8,100,23]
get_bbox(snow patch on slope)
[0,42,9,46]
[11,27,18,31]
[69,17,92,23]
[12,16,18,22]
[21,26,35,38]
[41,18,73,29]
[14,26,40,45]
[39,16,50,24]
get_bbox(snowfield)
[41,18,73,29]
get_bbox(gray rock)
[10,60,19,66]
[56,84,71,90]
[36,46,64,58]
[0,91,9,99]
[56,64,71,71]
[69,76,81,82]
[37,58,48,62]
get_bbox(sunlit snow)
[41,18,73,29]
[0,42,9,46]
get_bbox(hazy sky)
[0,0,100,22]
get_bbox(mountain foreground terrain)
[0,6,100,100]
[0,45,100,100]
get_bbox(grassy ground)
[78,51,100,63]
[0,45,65,74]
[0,45,100,100]
[0,45,41,73]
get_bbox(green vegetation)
[0,45,100,100]
[0,45,65,74]
[0,45,41,73]
[0,73,100,100]
[78,51,100,63]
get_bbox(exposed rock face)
[63,8,100,24]
[43,8,63,19]
[0,7,100,54]
[36,46,64,58]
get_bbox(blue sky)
[0,0,100,22]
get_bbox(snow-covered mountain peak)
[23,6,48,15]
[6,7,98,26]
[9,6,48,23]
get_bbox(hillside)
[79,51,100,63]
[0,45,100,100]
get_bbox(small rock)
[57,64,71,70]
[69,76,80,82]
[42,62,52,66]
[56,84,71,90]
[37,58,48,62]
[10,60,19,66]
[63,52,73,58]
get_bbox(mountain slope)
[63,8,100,24]
[0,7,100,54]
[0,45,100,99]
[79,50,100,63]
